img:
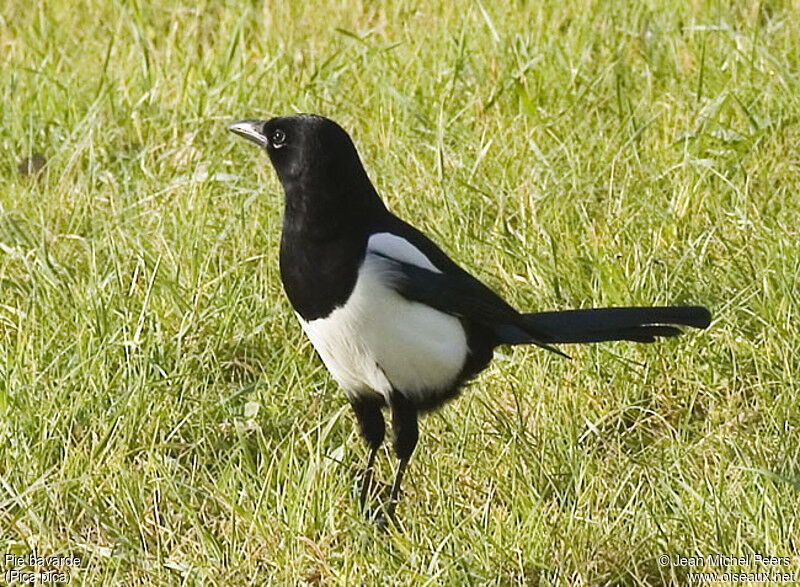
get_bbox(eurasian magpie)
[228,114,711,522]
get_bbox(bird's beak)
[227,119,269,149]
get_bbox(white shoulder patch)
[366,232,441,273]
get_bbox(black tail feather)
[519,305,711,344]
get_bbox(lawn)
[1,0,799,583]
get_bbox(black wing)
[371,216,710,350]
[373,252,565,355]
[374,252,710,349]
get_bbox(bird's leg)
[383,455,410,521]
[350,397,385,513]
[380,391,418,523]
[360,446,378,510]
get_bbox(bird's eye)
[270,128,287,148]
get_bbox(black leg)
[350,397,385,511]
[383,391,418,521]
[360,445,379,509]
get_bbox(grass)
[1,0,799,583]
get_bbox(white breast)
[297,233,468,405]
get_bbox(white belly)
[297,253,468,405]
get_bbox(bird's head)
[228,114,371,191]
[228,114,384,232]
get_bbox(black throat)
[278,178,387,321]
[261,114,391,321]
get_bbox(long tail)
[520,305,711,344]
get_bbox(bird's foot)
[371,500,397,529]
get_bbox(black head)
[228,114,374,193]
[228,114,385,235]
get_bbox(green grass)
[2,0,799,583]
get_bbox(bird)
[227,114,711,522]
